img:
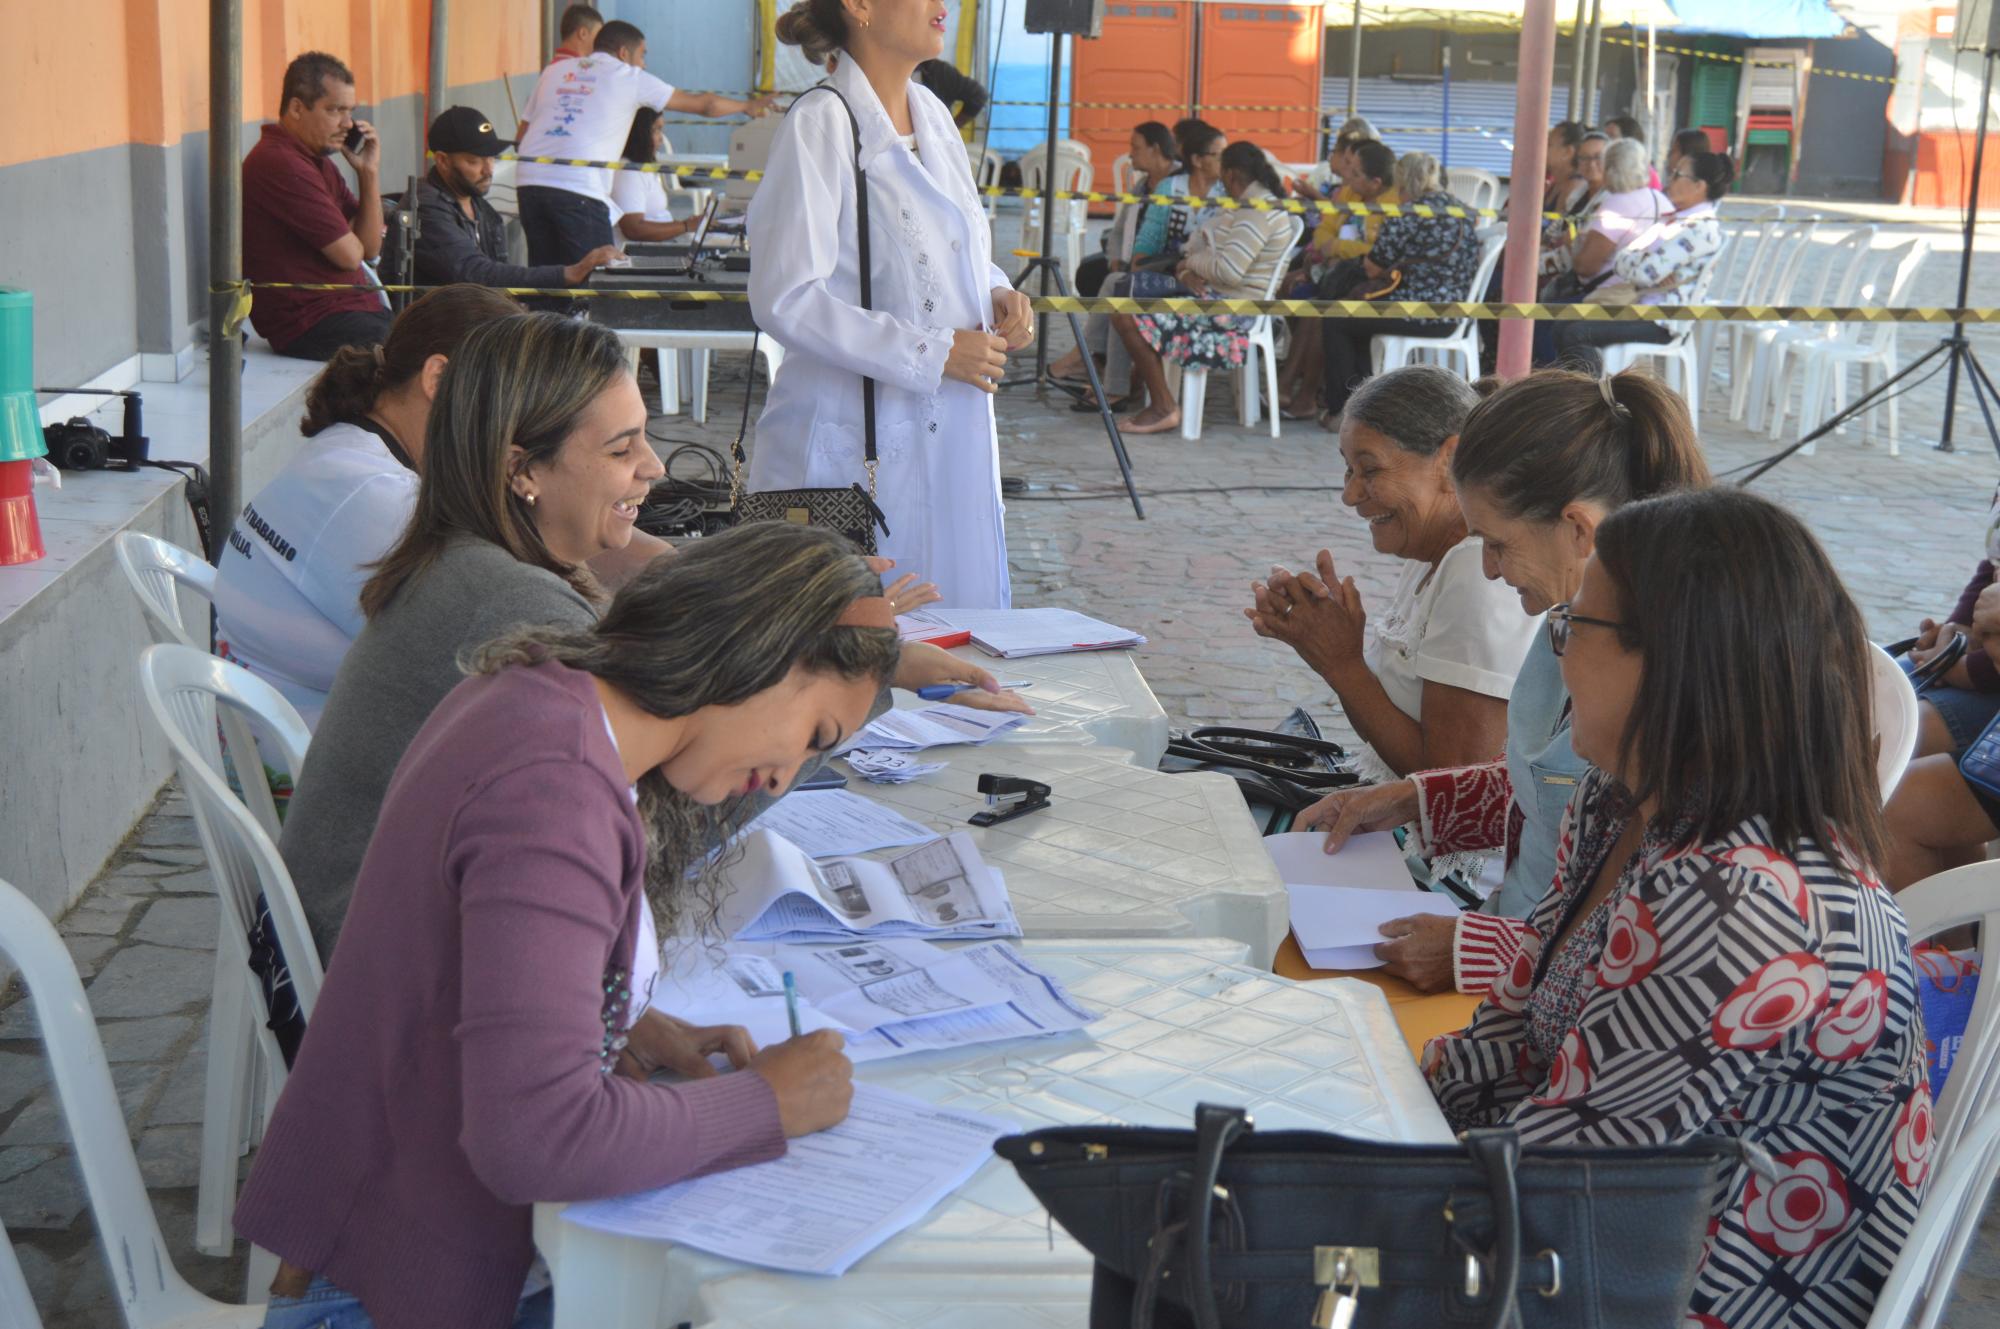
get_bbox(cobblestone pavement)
[11,214,2000,1324]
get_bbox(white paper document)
[1289,884,1461,971]
[1262,830,1415,892]
[562,1082,1009,1275]
[846,942,1100,1062]
[648,948,850,1050]
[781,938,1017,1031]
[903,606,1146,658]
[843,749,947,784]
[717,830,1021,943]
[842,703,1027,753]
[744,789,938,858]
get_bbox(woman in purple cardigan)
[235,520,899,1329]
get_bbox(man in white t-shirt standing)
[515,20,776,267]
[514,5,604,141]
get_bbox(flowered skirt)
[1128,269,1255,371]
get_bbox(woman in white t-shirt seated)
[213,285,521,726]
[611,107,705,249]
[1245,366,1542,783]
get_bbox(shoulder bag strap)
[793,83,878,496]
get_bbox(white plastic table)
[848,744,1286,962]
[890,645,1168,768]
[533,939,1451,1329]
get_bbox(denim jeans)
[261,1276,554,1329]
[517,185,615,268]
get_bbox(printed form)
[562,1083,1010,1275]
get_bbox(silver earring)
[524,492,537,506]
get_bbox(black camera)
[40,391,149,471]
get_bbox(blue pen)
[916,681,1034,701]
[782,970,802,1038]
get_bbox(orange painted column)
[1497,0,1559,380]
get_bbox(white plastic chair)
[1444,166,1501,215]
[114,531,289,844]
[0,1232,37,1328]
[1726,218,1820,422]
[1870,641,1920,801]
[657,131,713,222]
[137,645,319,1264]
[1169,221,1304,441]
[1111,152,1134,199]
[1739,225,1877,434]
[1866,1096,2000,1329]
[1890,861,2000,1172]
[1699,205,1785,390]
[1020,141,1093,275]
[968,145,1004,218]
[0,875,263,1328]
[1372,227,1507,380]
[1794,239,1930,457]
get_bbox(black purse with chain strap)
[731,82,891,554]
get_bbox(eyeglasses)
[1546,603,1627,657]
[1669,168,1697,182]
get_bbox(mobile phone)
[344,123,367,153]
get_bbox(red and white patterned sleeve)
[1454,911,1534,996]
[1411,759,1514,856]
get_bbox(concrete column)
[127,0,197,380]
[1498,0,1559,379]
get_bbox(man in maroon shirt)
[242,52,390,360]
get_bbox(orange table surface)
[1273,933,1483,1060]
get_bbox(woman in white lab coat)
[749,0,1033,610]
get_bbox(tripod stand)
[1003,33,1145,519]
[1742,44,2000,479]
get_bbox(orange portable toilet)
[1070,0,1323,197]
[1196,1,1324,170]
[1069,1,1199,193]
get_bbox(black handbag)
[1158,710,1360,832]
[731,82,890,554]
[998,1103,1748,1329]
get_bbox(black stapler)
[969,773,1052,827]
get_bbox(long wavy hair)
[464,521,901,936]
[360,312,630,618]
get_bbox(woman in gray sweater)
[281,313,1023,964]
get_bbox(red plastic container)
[0,458,45,565]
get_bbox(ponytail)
[1220,140,1286,197]
[1451,368,1713,522]
[298,284,522,438]
[300,345,388,438]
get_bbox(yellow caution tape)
[213,280,2000,324]
[216,279,256,337]
[1602,34,1897,86]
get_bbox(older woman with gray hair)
[1246,365,1541,782]
[1563,136,1669,283]
[1312,152,1479,428]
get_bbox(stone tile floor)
[12,237,2000,1322]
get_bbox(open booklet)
[716,829,1021,944]
[648,937,1098,1064]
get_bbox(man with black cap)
[414,106,617,290]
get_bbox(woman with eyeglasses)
[1300,371,1709,995]
[1543,149,1734,374]
[1422,488,1928,1329]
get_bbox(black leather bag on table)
[997,1102,1747,1329]
[730,82,890,554]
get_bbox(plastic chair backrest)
[1445,166,1500,213]
[1892,859,2000,1173]
[1449,231,1509,341]
[0,876,253,1328]
[1245,218,1305,335]
[1870,641,1919,801]
[115,530,212,650]
[1801,226,1878,308]
[1715,210,1785,306]
[1863,1073,2000,1328]
[0,1232,38,1328]
[1853,238,1929,352]
[137,645,323,1028]
[1759,219,1822,306]
[1112,152,1133,197]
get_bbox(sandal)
[1073,391,1140,414]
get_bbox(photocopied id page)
[715,829,1021,943]
[561,1082,1010,1275]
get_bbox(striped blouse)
[1177,183,1299,299]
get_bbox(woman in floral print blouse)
[1425,488,1929,1329]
